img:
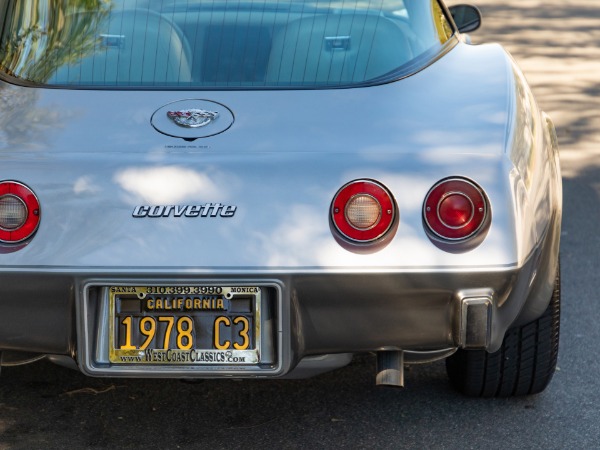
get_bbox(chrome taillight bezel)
[0,181,41,244]
[423,177,489,242]
[331,179,397,244]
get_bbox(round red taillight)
[423,178,488,241]
[331,180,396,243]
[0,181,41,243]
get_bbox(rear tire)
[446,265,560,397]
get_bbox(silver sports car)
[0,0,561,397]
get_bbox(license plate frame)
[108,285,262,365]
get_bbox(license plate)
[108,286,261,365]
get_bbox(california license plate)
[108,286,261,365]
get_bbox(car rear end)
[0,0,561,393]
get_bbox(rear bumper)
[0,212,559,378]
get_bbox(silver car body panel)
[0,41,562,377]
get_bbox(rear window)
[0,0,454,89]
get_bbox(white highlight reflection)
[114,166,222,204]
[73,176,101,195]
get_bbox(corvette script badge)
[167,109,219,128]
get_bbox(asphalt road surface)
[1,1,599,448]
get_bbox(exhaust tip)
[375,351,404,388]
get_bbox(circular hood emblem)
[151,99,234,139]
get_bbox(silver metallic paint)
[0,41,562,376]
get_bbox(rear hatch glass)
[0,0,454,89]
